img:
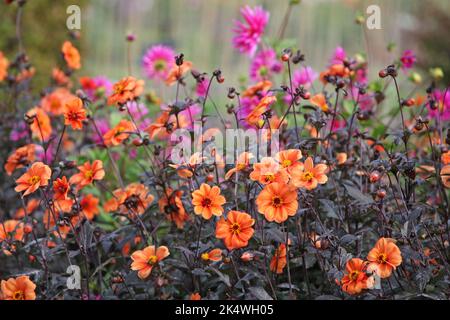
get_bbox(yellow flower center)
[282,159,292,168]
[237,163,246,171]
[263,174,275,183]
[230,222,241,235]
[28,175,40,185]
[13,290,25,300]
[154,59,167,71]
[148,255,158,265]
[302,171,314,182]
[272,196,283,208]
[114,84,125,94]
[201,253,210,261]
[84,170,93,179]
[349,270,360,281]
[377,253,388,264]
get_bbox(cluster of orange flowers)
[340,238,402,295]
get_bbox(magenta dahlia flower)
[400,50,416,71]
[293,66,318,89]
[250,48,282,81]
[142,45,175,81]
[330,46,346,65]
[428,88,450,121]
[232,6,269,56]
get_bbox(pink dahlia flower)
[400,50,416,71]
[232,6,269,56]
[330,46,346,65]
[428,88,450,121]
[142,45,175,81]
[250,48,282,81]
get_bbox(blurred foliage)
[0,0,86,92]
[413,1,450,85]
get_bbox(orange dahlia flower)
[270,244,287,274]
[310,93,329,112]
[290,157,328,190]
[63,98,87,130]
[245,95,276,126]
[130,245,170,279]
[80,194,99,220]
[441,151,450,165]
[256,182,298,223]
[4,144,36,176]
[249,157,289,185]
[69,160,105,190]
[107,76,144,105]
[215,210,255,250]
[225,152,254,180]
[110,183,154,215]
[242,80,272,98]
[341,258,374,295]
[0,220,24,243]
[191,183,226,220]
[201,248,223,262]
[26,107,52,141]
[158,188,189,229]
[190,292,201,300]
[0,276,36,300]
[0,51,9,81]
[14,198,40,219]
[15,162,51,196]
[52,68,71,87]
[103,119,135,146]
[165,61,193,86]
[367,237,402,278]
[275,149,304,174]
[441,165,450,188]
[40,88,76,115]
[62,41,81,70]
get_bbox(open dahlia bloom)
[275,149,304,174]
[249,157,289,185]
[245,94,277,126]
[15,162,51,196]
[61,41,81,70]
[109,183,154,215]
[232,5,269,56]
[0,220,24,243]
[256,182,298,223]
[63,98,87,130]
[26,107,52,141]
[41,88,77,115]
[427,88,450,121]
[0,276,36,300]
[225,152,254,180]
[250,48,282,81]
[103,119,136,146]
[290,157,328,190]
[367,237,402,278]
[107,76,144,106]
[4,144,36,176]
[215,210,255,250]
[142,44,175,81]
[158,188,189,229]
[165,60,193,86]
[191,183,226,220]
[130,245,170,279]
[69,160,105,190]
[400,49,416,71]
[441,165,450,188]
[341,258,374,295]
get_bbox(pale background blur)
[81,0,449,82]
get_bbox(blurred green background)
[1,0,449,87]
